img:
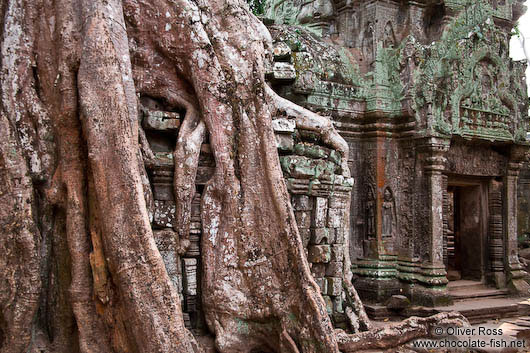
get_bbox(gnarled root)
[335,312,469,352]
[268,87,351,178]
[173,100,205,254]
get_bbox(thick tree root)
[173,102,206,252]
[335,312,469,352]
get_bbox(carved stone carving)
[382,187,396,238]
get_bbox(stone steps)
[450,287,510,301]
[365,298,530,325]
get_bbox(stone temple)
[141,0,530,334]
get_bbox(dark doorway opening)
[446,182,485,282]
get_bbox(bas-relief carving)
[445,142,507,177]
[365,184,375,238]
[382,21,396,49]
[381,187,396,238]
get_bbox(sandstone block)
[312,197,328,227]
[330,245,344,262]
[327,207,343,228]
[326,277,342,296]
[275,134,294,152]
[310,228,331,245]
[272,117,295,133]
[325,261,343,277]
[291,195,312,211]
[386,295,410,310]
[308,245,331,263]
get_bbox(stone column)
[412,137,451,306]
[505,145,530,294]
[488,180,505,288]
[352,137,400,303]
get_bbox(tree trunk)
[0,0,467,352]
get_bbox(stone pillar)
[352,137,400,303]
[505,145,530,294]
[442,175,449,268]
[410,137,451,306]
[488,180,505,288]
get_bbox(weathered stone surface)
[332,296,344,314]
[272,41,292,61]
[272,117,296,133]
[327,207,343,228]
[275,133,294,152]
[291,194,312,211]
[272,62,296,81]
[386,295,411,310]
[326,277,342,296]
[312,197,328,228]
[330,245,344,262]
[294,143,330,159]
[310,227,331,245]
[153,229,182,294]
[333,228,345,244]
[280,155,337,179]
[183,258,198,296]
[325,261,343,277]
[143,110,181,131]
[308,245,331,263]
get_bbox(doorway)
[446,181,486,282]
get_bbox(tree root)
[173,100,205,253]
[335,312,469,352]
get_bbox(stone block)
[294,143,330,159]
[308,245,331,263]
[272,118,296,133]
[143,110,181,131]
[280,156,337,179]
[311,263,326,277]
[386,295,411,310]
[327,208,343,228]
[299,228,311,248]
[273,42,292,61]
[328,196,347,209]
[333,296,344,313]
[325,261,343,277]
[310,228,332,245]
[292,195,312,211]
[295,211,311,228]
[183,258,198,296]
[314,277,327,294]
[275,134,294,152]
[312,197,328,228]
[330,245,344,262]
[326,277,342,296]
[272,62,296,81]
